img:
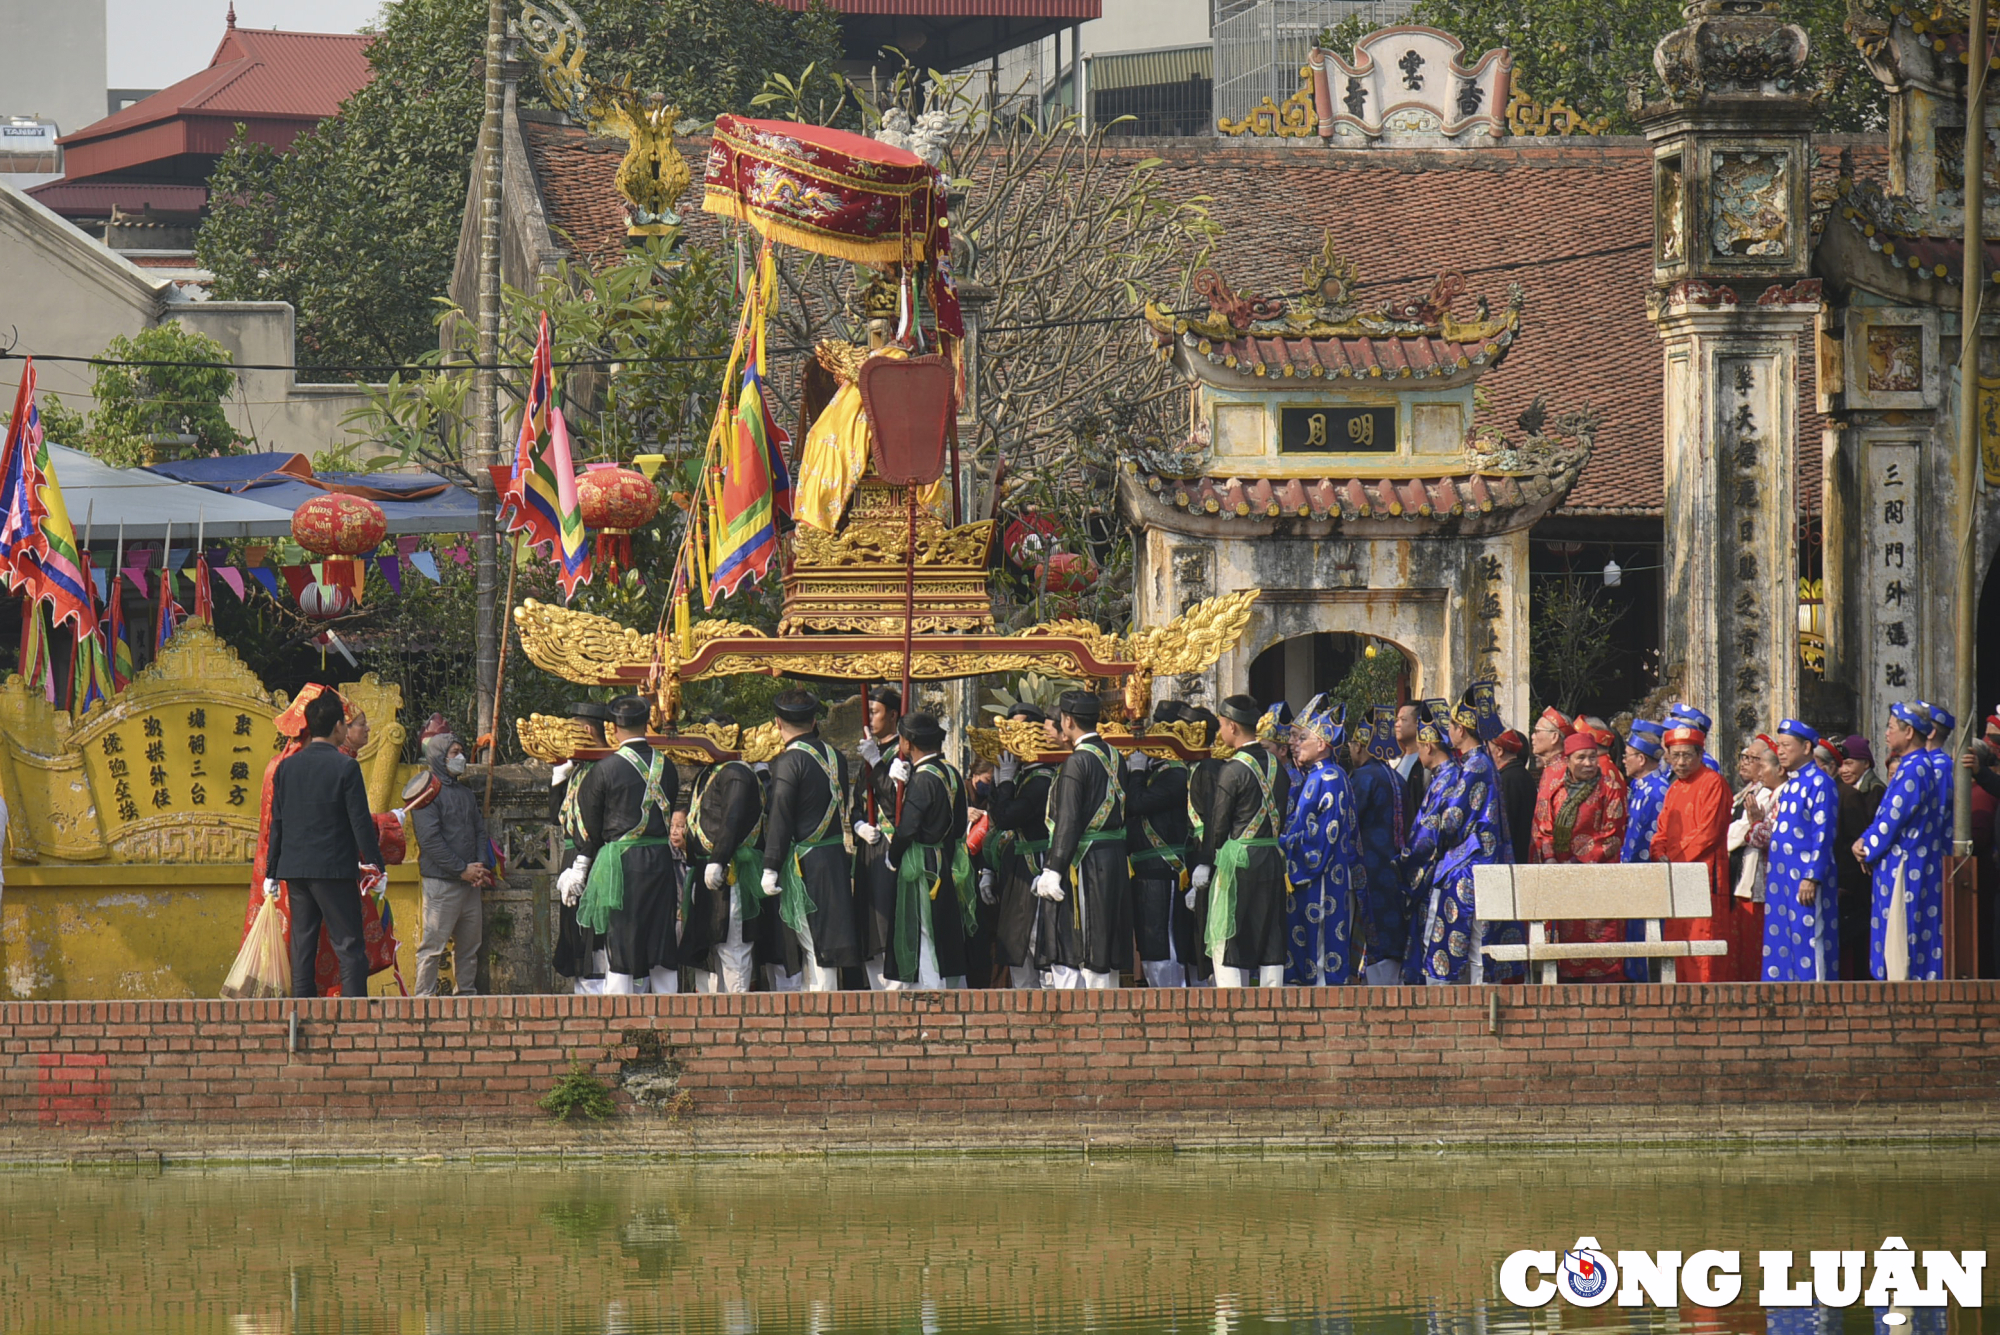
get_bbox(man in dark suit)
[265,690,383,997]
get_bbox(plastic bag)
[222,895,292,999]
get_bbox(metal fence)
[1212,0,1413,129]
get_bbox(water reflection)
[0,1152,1993,1335]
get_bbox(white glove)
[1127,751,1150,772]
[1033,869,1065,902]
[551,760,573,785]
[854,820,881,845]
[760,869,781,898]
[1185,883,1199,910]
[704,862,726,891]
[556,855,589,907]
[860,735,882,766]
[1192,865,1212,892]
[978,868,996,905]
[995,754,1019,784]
[888,757,912,784]
[263,878,280,900]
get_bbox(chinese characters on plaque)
[1867,443,1919,705]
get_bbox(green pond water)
[0,1151,1994,1335]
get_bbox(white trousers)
[573,949,610,995]
[1142,922,1186,987]
[1044,964,1081,990]
[865,917,943,990]
[692,887,755,994]
[604,967,679,995]
[1007,964,1042,989]
[1212,958,1286,988]
[767,920,841,992]
[1362,958,1404,987]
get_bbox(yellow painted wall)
[1,863,421,1000]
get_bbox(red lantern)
[577,465,660,580]
[298,581,353,620]
[292,493,387,557]
[1040,551,1094,593]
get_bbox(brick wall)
[2,982,1994,1159]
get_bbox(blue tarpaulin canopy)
[144,452,482,535]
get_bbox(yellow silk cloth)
[793,346,945,532]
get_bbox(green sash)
[1131,755,1188,879]
[689,761,767,925]
[578,746,672,935]
[776,737,845,935]
[1205,749,1281,952]
[891,756,976,978]
[558,761,594,853]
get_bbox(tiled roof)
[521,127,1887,517]
[61,27,373,148]
[1164,325,1515,386]
[1127,465,1566,523]
[25,181,208,217]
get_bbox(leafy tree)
[31,324,245,468]
[196,0,842,381]
[1530,575,1626,718]
[1322,0,1881,133]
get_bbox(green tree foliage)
[196,0,842,380]
[34,324,245,468]
[1530,575,1627,718]
[1322,0,1880,133]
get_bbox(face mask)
[446,755,467,776]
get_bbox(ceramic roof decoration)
[1144,235,1522,391]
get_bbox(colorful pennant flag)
[216,566,245,601]
[192,555,214,624]
[496,312,591,598]
[408,551,440,583]
[0,358,97,635]
[106,577,134,690]
[378,553,402,594]
[155,569,182,649]
[249,567,282,600]
[707,253,793,602]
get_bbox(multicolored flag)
[193,554,215,624]
[106,574,134,690]
[18,602,52,703]
[156,569,183,649]
[69,550,112,716]
[0,357,95,634]
[497,312,591,598]
[707,247,793,601]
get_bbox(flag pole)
[483,531,520,821]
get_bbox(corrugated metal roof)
[1087,44,1212,93]
[25,181,209,217]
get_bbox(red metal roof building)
[49,10,372,189]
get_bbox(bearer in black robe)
[557,694,680,994]
[1127,699,1197,987]
[754,689,862,990]
[549,700,611,993]
[676,712,764,994]
[984,703,1060,988]
[1180,705,1224,984]
[849,686,902,990]
[1033,689,1132,989]
[881,711,975,988]
[1189,693,1290,988]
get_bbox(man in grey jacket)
[411,731,493,996]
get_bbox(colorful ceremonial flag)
[106,576,134,690]
[193,555,215,624]
[0,358,95,634]
[156,569,182,649]
[19,602,52,703]
[69,550,112,716]
[497,312,591,598]
[707,248,792,602]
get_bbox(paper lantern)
[298,581,353,620]
[577,466,659,580]
[292,493,387,557]
[1041,551,1094,594]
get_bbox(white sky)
[106,0,385,89]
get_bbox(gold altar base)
[778,482,996,636]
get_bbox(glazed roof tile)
[1128,464,1570,524]
[522,127,1887,517]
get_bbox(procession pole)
[1955,0,1987,868]
[470,0,508,754]
[483,532,521,821]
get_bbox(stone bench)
[1472,862,1728,984]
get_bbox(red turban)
[1540,707,1574,737]
[1562,731,1600,756]
[1663,725,1706,748]
[1493,728,1526,754]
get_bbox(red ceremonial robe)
[1531,771,1628,981]
[1649,766,1748,981]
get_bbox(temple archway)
[1246,632,1413,713]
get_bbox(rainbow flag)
[497,312,591,598]
[708,321,792,601]
[0,358,95,634]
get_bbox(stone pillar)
[1652,289,1817,758]
[1642,0,1817,759]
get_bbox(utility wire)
[0,240,1655,378]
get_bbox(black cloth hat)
[1057,689,1101,722]
[870,686,902,715]
[772,689,821,723]
[608,695,652,731]
[1217,694,1262,728]
[1005,702,1048,723]
[1152,699,1186,724]
[566,700,612,722]
[899,711,946,748]
[1182,705,1219,746]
